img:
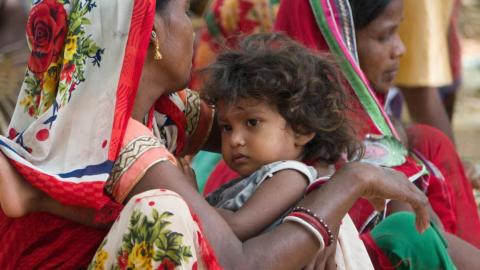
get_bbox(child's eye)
[221,124,232,133]
[246,119,259,127]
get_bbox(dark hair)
[156,0,170,13]
[348,0,392,29]
[201,33,362,163]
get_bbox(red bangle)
[291,206,335,246]
[305,176,330,195]
[289,212,331,246]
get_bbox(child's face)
[217,98,305,177]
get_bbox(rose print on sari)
[20,0,104,118]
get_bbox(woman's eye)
[246,119,259,127]
[378,29,395,43]
[378,34,390,43]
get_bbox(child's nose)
[230,130,245,147]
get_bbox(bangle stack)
[282,206,335,249]
[305,175,331,195]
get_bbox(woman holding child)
[0,0,438,269]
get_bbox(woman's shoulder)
[105,118,177,204]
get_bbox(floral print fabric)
[0,0,155,210]
[88,189,222,270]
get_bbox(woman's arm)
[216,169,309,241]
[129,161,430,269]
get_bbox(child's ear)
[294,132,315,146]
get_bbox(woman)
[0,0,431,269]
[355,0,480,246]
[275,0,480,268]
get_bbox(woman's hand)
[175,156,199,190]
[341,162,430,233]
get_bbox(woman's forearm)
[130,161,368,269]
[239,171,365,269]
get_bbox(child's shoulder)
[258,160,317,185]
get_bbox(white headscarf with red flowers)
[0,0,156,210]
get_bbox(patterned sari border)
[109,0,156,161]
[106,135,162,195]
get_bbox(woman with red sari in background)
[274,0,480,268]
[0,0,433,268]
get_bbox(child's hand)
[0,152,42,217]
[176,156,198,190]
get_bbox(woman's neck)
[132,76,169,122]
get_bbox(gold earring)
[151,30,162,60]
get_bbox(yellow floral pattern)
[63,35,78,63]
[88,201,194,270]
[128,242,154,270]
[89,240,109,270]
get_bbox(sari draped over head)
[274,0,427,233]
[0,0,156,267]
[0,0,155,212]
[0,0,218,268]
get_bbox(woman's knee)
[371,212,455,270]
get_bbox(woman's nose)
[392,35,406,59]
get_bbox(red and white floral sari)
[0,0,220,268]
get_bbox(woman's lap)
[0,212,105,269]
[370,212,456,270]
[408,124,480,247]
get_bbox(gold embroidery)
[105,136,162,196]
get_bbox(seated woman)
[275,0,480,268]
[0,0,431,269]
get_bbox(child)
[200,33,362,245]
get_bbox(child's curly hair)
[201,33,362,163]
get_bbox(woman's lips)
[384,68,399,82]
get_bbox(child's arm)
[218,169,310,241]
[0,152,108,227]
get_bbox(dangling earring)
[151,30,162,60]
